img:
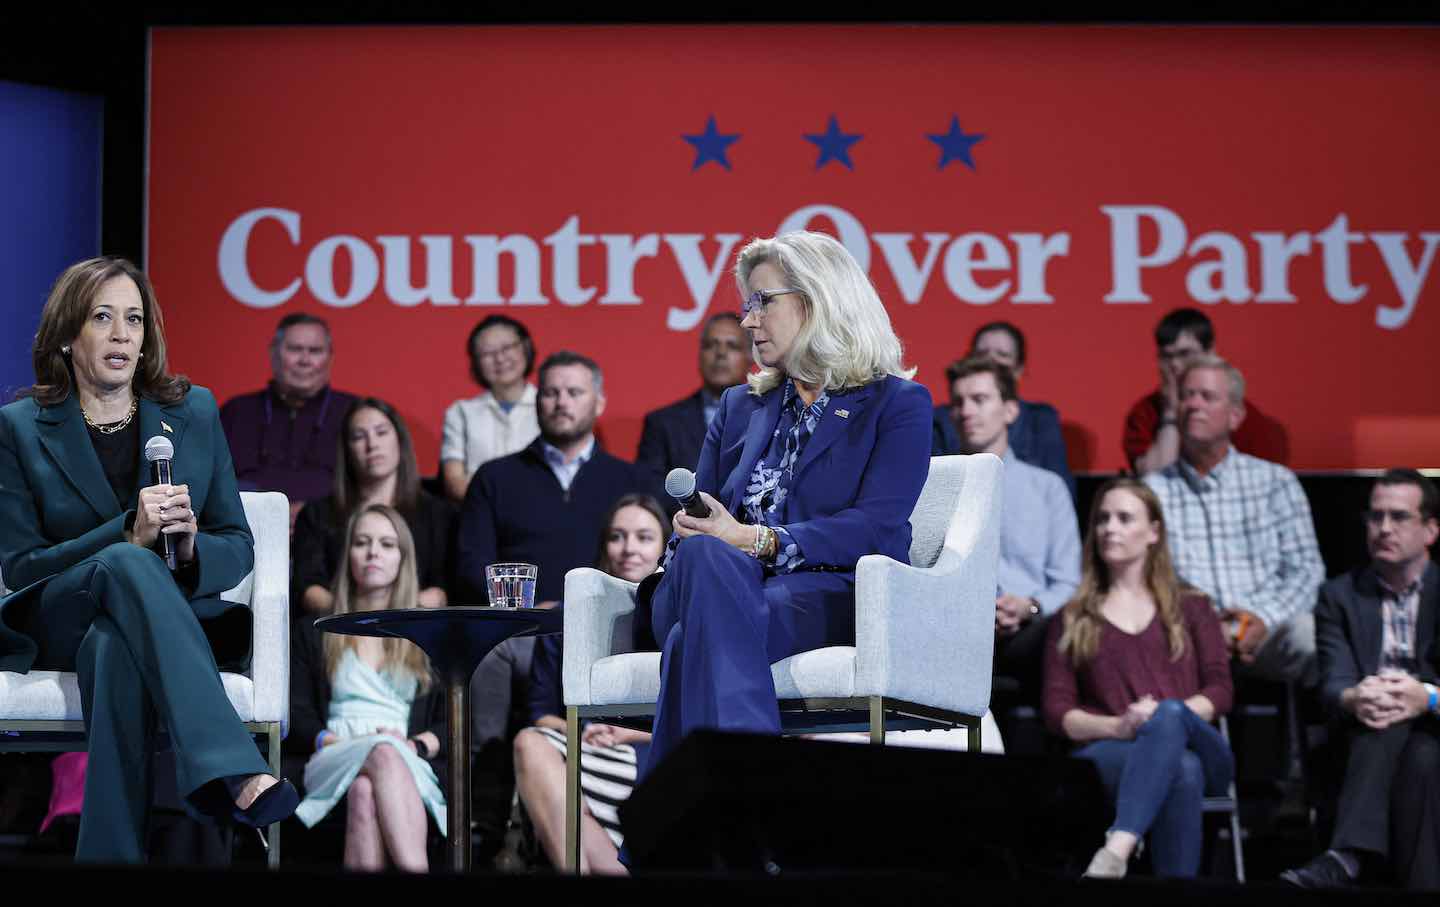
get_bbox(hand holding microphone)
[131,436,195,570]
[666,467,751,550]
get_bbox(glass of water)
[485,562,538,609]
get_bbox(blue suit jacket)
[696,375,932,572]
[0,388,255,673]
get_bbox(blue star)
[927,116,986,171]
[682,115,741,171]
[803,115,863,170]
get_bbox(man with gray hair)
[219,312,357,527]
[1144,354,1325,683]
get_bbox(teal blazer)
[0,386,255,674]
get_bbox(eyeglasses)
[741,288,800,319]
[476,339,524,362]
[1364,509,1423,528]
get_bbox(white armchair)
[560,453,1004,870]
[0,491,291,867]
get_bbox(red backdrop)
[147,25,1440,473]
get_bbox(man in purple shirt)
[218,313,356,528]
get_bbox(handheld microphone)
[664,467,711,519]
[144,436,178,571]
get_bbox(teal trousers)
[29,542,266,863]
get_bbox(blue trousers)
[641,535,853,780]
[1074,699,1234,877]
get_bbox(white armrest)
[853,549,996,717]
[238,491,291,731]
[562,567,640,707]
[853,452,1003,718]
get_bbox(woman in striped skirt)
[513,493,669,874]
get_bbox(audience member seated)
[1144,355,1324,685]
[513,493,669,873]
[934,321,1073,498]
[457,350,653,606]
[1044,479,1234,879]
[292,397,455,616]
[289,504,446,872]
[440,315,541,503]
[635,312,750,489]
[947,356,1079,702]
[1125,307,1289,475]
[1282,469,1440,890]
[219,312,357,528]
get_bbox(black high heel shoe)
[232,776,300,829]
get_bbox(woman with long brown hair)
[292,397,456,615]
[1042,478,1234,879]
[0,257,297,861]
[289,503,446,871]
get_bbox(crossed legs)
[513,727,624,874]
[51,545,270,861]
[343,743,429,872]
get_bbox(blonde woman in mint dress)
[288,503,447,871]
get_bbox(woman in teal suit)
[642,230,932,778]
[0,257,298,862]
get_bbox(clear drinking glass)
[485,562,538,609]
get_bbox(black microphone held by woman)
[664,467,711,518]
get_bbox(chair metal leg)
[869,697,885,745]
[565,707,581,873]
[967,719,981,753]
[267,721,281,869]
[1229,796,1246,882]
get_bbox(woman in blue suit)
[0,257,298,862]
[644,230,932,777]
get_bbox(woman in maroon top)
[1043,478,1234,879]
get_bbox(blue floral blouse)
[663,379,829,574]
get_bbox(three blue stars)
[680,114,986,172]
[926,116,986,171]
[682,115,741,171]
[803,115,863,170]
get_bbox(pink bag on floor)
[39,752,87,834]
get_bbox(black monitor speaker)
[621,730,1108,878]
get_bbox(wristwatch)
[1028,598,1041,618]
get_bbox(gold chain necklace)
[82,398,138,435]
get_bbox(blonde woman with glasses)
[638,230,931,784]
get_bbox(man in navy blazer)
[640,231,932,783]
[1284,470,1440,890]
[635,312,750,490]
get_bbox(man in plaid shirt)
[1144,355,1325,684]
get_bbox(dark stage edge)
[1,863,1435,904]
